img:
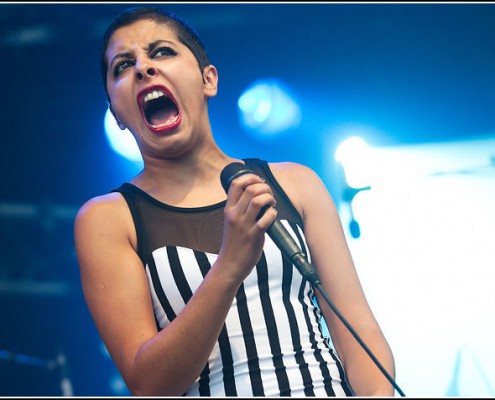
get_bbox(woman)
[74,6,396,396]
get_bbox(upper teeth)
[144,90,165,103]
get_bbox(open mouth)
[138,86,181,132]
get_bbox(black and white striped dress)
[113,158,353,396]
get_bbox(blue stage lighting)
[237,78,301,137]
[104,108,142,163]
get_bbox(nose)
[135,60,157,81]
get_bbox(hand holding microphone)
[220,162,320,286]
[216,162,279,280]
[221,163,405,395]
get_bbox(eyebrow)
[149,39,176,52]
[109,39,177,69]
[109,51,133,69]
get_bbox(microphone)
[220,162,320,286]
[220,162,406,396]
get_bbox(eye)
[113,60,134,77]
[152,47,177,58]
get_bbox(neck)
[131,146,241,207]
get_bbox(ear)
[109,105,127,130]
[203,65,218,97]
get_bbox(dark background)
[1,2,494,395]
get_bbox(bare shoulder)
[76,192,128,224]
[267,161,325,194]
[74,192,135,249]
[267,161,332,218]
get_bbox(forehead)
[106,19,178,57]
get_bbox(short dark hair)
[100,6,210,101]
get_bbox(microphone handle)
[266,220,320,286]
[220,162,405,395]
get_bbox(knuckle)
[244,185,257,196]
[229,179,243,191]
[224,211,237,225]
[251,197,264,209]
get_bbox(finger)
[243,191,277,223]
[226,174,271,214]
[255,205,278,231]
[226,173,265,204]
[236,180,276,221]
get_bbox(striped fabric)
[113,158,353,396]
[144,220,352,396]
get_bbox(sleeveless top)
[112,158,353,396]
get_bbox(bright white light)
[335,136,372,188]
[237,78,301,136]
[252,99,272,123]
[330,136,495,397]
[335,136,368,163]
[104,108,142,163]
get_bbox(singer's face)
[104,19,217,159]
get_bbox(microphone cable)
[221,162,406,396]
[312,277,406,397]
[279,223,406,396]
[272,246,406,396]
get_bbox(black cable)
[313,280,406,397]
[220,162,406,396]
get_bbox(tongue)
[149,108,176,126]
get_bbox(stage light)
[237,78,301,137]
[335,136,372,239]
[104,108,143,163]
[335,136,371,189]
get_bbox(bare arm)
[270,162,396,396]
[74,174,277,396]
